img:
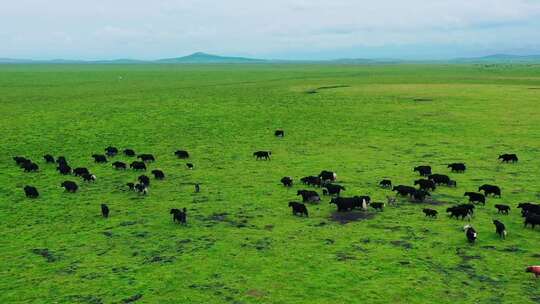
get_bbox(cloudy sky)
[1,0,540,60]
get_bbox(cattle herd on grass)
[11,130,540,278]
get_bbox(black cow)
[323,184,345,196]
[288,202,308,217]
[300,176,321,187]
[175,150,190,159]
[370,202,384,211]
[24,186,39,198]
[138,154,155,162]
[195,184,200,193]
[414,179,436,191]
[13,156,29,166]
[134,183,148,195]
[447,180,457,188]
[130,161,147,171]
[56,156,68,165]
[151,170,165,180]
[329,197,355,212]
[414,166,432,176]
[101,204,109,218]
[428,174,450,185]
[412,189,431,202]
[464,225,477,243]
[448,163,466,173]
[126,183,135,190]
[498,154,518,163]
[464,192,485,205]
[73,167,90,176]
[447,207,471,220]
[81,173,96,182]
[61,181,78,193]
[253,151,271,160]
[112,161,127,170]
[186,163,194,170]
[423,208,438,217]
[518,203,540,217]
[22,162,39,172]
[495,204,510,215]
[478,184,501,197]
[493,220,506,239]
[170,208,187,224]
[524,214,540,229]
[319,170,337,182]
[124,149,136,157]
[275,130,285,137]
[105,146,118,157]
[457,203,476,216]
[138,175,150,187]
[297,190,320,203]
[331,197,368,210]
[57,164,72,175]
[92,154,107,163]
[393,185,416,197]
[280,176,293,187]
[43,154,55,163]
[379,179,392,188]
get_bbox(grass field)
[1,64,540,304]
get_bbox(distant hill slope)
[155,52,266,63]
[451,54,540,64]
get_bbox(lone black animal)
[323,184,345,196]
[57,164,71,175]
[43,154,55,163]
[61,181,78,193]
[518,203,540,217]
[130,161,147,171]
[370,202,384,211]
[379,179,392,188]
[195,184,200,193]
[253,151,271,160]
[24,186,39,198]
[495,204,510,215]
[123,149,136,157]
[138,154,155,162]
[280,176,293,187]
[423,208,438,218]
[464,192,486,205]
[319,170,337,182]
[112,161,127,170]
[170,208,187,224]
[297,190,321,203]
[101,204,109,218]
[288,202,308,217]
[478,184,501,197]
[414,165,432,176]
[105,146,118,157]
[448,163,466,173]
[414,179,436,191]
[428,174,450,185]
[493,220,507,239]
[151,170,165,180]
[81,173,96,182]
[464,225,477,243]
[412,189,431,202]
[498,153,518,163]
[73,167,90,176]
[174,150,190,159]
[274,130,284,137]
[186,163,194,170]
[393,185,416,197]
[92,154,108,163]
[134,183,148,195]
[300,176,321,187]
[138,175,150,187]
[524,214,540,229]
[331,197,368,210]
[447,206,471,220]
[22,162,39,172]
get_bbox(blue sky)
[1,0,540,60]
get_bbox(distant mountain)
[451,54,540,63]
[155,52,266,64]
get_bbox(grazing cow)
[253,151,271,160]
[112,161,127,170]
[61,181,78,193]
[126,183,135,190]
[24,186,39,198]
[518,203,540,217]
[478,184,501,197]
[414,166,432,176]
[170,208,187,224]
[495,204,510,215]
[493,220,507,239]
[195,184,200,193]
[387,196,397,206]
[274,130,285,137]
[297,190,320,203]
[447,180,457,187]
[379,179,392,188]
[57,164,72,175]
[464,225,477,243]
[13,156,29,166]
[138,175,150,187]
[323,184,345,196]
[448,163,466,173]
[414,179,436,191]
[300,176,322,187]
[130,161,147,171]
[186,163,194,170]
[464,192,486,205]
[280,176,293,187]
[101,204,109,218]
[447,207,471,220]
[105,146,118,157]
[92,154,108,163]
[22,162,39,172]
[428,174,450,185]
[524,214,540,229]
[175,150,190,159]
[138,154,155,162]
[288,202,308,217]
[498,154,518,163]
[151,170,165,180]
[73,167,90,176]
[319,170,337,182]
[56,156,68,165]
[423,208,438,217]
[393,185,416,197]
[123,149,136,157]
[370,202,384,211]
[43,154,55,163]
[81,173,96,182]
[526,266,540,278]
[329,197,355,212]
[134,183,148,195]
[412,189,431,202]
[457,203,476,216]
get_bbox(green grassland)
[1,64,540,303]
